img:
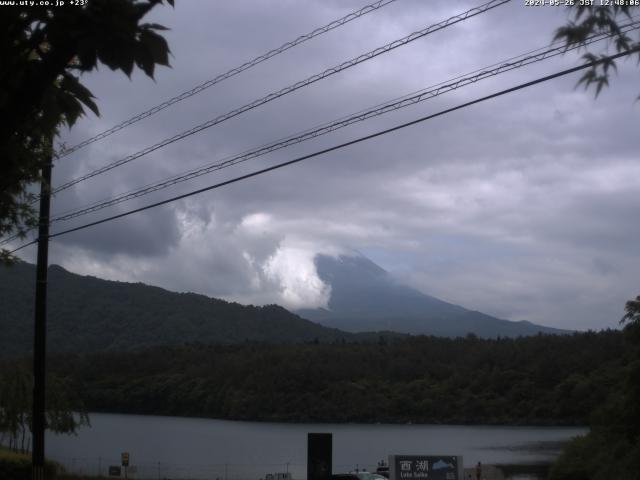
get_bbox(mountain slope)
[296,254,568,338]
[0,262,352,358]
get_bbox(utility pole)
[32,156,52,480]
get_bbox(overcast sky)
[12,0,640,330]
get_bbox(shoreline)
[79,409,590,429]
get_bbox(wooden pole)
[32,156,52,480]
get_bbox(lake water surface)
[46,413,586,479]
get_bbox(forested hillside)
[9,330,628,426]
[0,262,352,357]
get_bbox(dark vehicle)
[357,473,387,480]
[332,472,388,480]
[375,461,390,479]
[332,475,359,480]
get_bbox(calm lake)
[46,413,586,479]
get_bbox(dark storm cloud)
[12,0,637,330]
[54,203,182,257]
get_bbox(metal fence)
[53,457,329,480]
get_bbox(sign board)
[109,466,122,476]
[121,452,130,467]
[389,455,463,480]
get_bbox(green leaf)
[595,76,608,97]
[134,42,156,78]
[57,91,83,127]
[141,22,169,31]
[77,48,99,71]
[60,73,99,117]
[120,51,135,77]
[139,29,170,67]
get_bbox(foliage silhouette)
[551,294,640,480]
[0,365,89,453]
[555,5,640,96]
[0,0,174,264]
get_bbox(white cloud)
[263,244,332,310]
[9,0,638,331]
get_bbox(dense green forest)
[549,298,640,480]
[0,261,564,360]
[0,262,354,358]
[1,330,629,426]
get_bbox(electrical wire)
[56,0,400,159]
[8,48,636,255]
[46,21,640,224]
[3,0,511,247]
[4,19,637,247]
[46,0,511,199]
[42,15,640,223]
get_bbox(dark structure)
[307,433,332,480]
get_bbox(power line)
[56,0,400,159]
[8,48,634,255]
[9,239,37,254]
[4,20,638,247]
[46,0,511,198]
[0,231,31,247]
[2,0,511,247]
[46,21,640,225]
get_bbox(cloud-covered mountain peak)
[315,252,389,283]
[298,253,568,338]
